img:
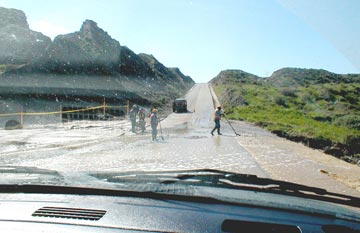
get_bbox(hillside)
[268,67,360,87]
[210,69,261,85]
[0,7,194,110]
[0,7,51,64]
[211,68,360,164]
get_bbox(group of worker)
[129,104,225,140]
[129,104,159,141]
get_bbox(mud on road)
[0,83,359,197]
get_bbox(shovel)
[224,116,241,136]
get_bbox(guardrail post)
[103,97,106,115]
[20,106,24,127]
[60,105,62,122]
[127,100,130,115]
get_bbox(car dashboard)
[0,192,359,233]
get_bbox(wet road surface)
[0,83,359,197]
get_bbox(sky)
[1,0,359,83]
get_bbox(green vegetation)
[268,68,360,87]
[212,77,360,162]
[0,64,23,74]
[0,64,8,74]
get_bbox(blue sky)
[1,0,359,82]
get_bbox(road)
[1,83,359,197]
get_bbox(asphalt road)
[1,83,359,197]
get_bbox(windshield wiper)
[96,168,360,208]
[0,166,64,185]
[0,166,60,175]
[162,169,360,208]
[0,183,246,209]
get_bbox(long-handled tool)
[224,116,241,136]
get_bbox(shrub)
[274,96,287,107]
[318,88,336,102]
[300,93,315,104]
[281,88,297,97]
[333,115,360,130]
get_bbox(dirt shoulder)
[230,120,360,197]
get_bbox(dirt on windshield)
[0,83,359,197]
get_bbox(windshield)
[0,0,359,206]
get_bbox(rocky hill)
[168,67,194,86]
[37,20,122,75]
[0,7,194,107]
[0,7,51,64]
[211,68,360,87]
[210,69,261,86]
[268,67,360,87]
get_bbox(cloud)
[29,19,70,39]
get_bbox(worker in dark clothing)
[150,108,158,141]
[129,104,138,133]
[138,107,146,133]
[211,105,224,136]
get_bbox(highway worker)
[211,105,224,136]
[150,108,158,141]
[129,104,138,133]
[138,107,146,133]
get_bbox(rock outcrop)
[119,47,154,77]
[41,20,121,74]
[0,7,195,106]
[0,7,51,64]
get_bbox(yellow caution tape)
[25,105,105,116]
[0,105,126,117]
[0,105,103,117]
[105,105,128,109]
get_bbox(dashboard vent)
[222,219,301,233]
[32,206,106,221]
